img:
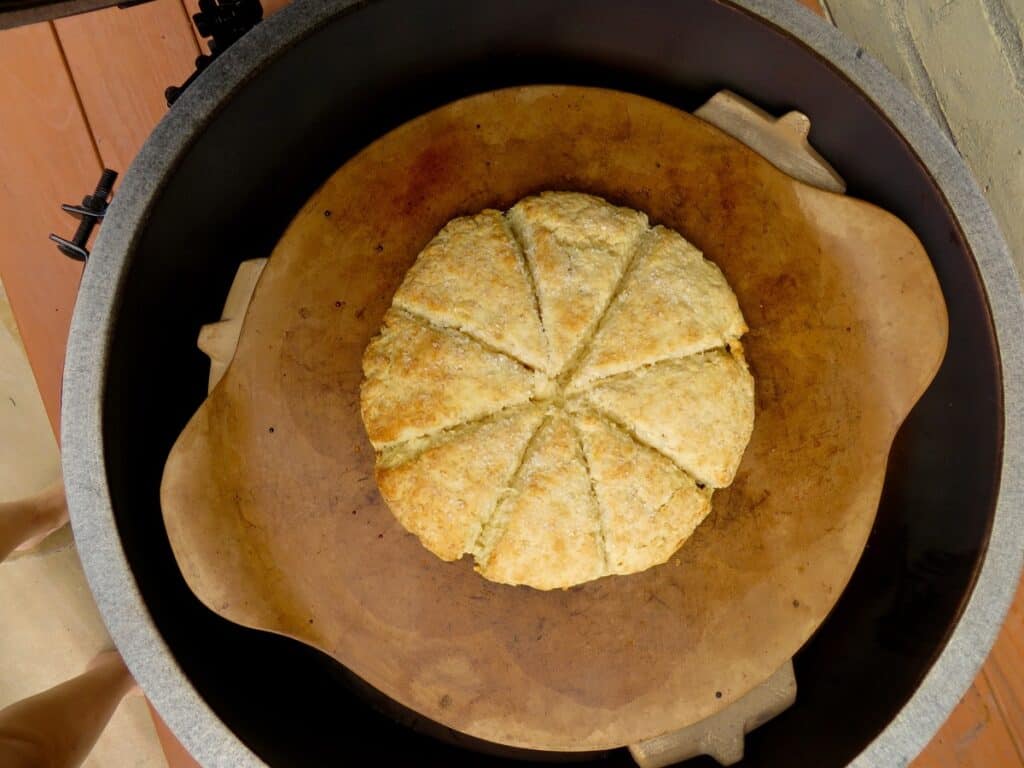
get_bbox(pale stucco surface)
[826,0,1024,275]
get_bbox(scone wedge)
[570,225,746,392]
[583,348,755,488]
[508,192,648,374]
[392,210,549,373]
[361,309,542,447]
[476,413,606,589]
[377,405,546,561]
[573,407,712,575]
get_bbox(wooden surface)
[53,0,198,172]
[0,23,94,438]
[0,7,201,768]
[160,85,946,751]
[0,0,1021,765]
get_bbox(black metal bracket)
[49,169,117,262]
[165,0,263,107]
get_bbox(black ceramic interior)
[98,0,1002,765]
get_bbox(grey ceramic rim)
[61,1,1024,766]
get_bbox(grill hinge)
[165,0,263,107]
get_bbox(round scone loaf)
[360,192,754,590]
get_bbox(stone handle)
[628,660,798,767]
[196,258,268,391]
[695,90,847,194]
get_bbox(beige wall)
[825,0,1024,279]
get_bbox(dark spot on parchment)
[440,694,452,709]
[394,139,459,214]
[324,209,332,218]
[355,307,366,320]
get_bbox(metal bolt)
[49,168,118,262]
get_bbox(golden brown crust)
[476,414,605,589]
[508,192,648,375]
[360,309,540,448]
[573,408,712,575]
[376,406,546,561]
[584,349,755,488]
[569,226,746,392]
[360,193,753,589]
[392,210,549,372]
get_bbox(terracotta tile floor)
[1,1,1021,766]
